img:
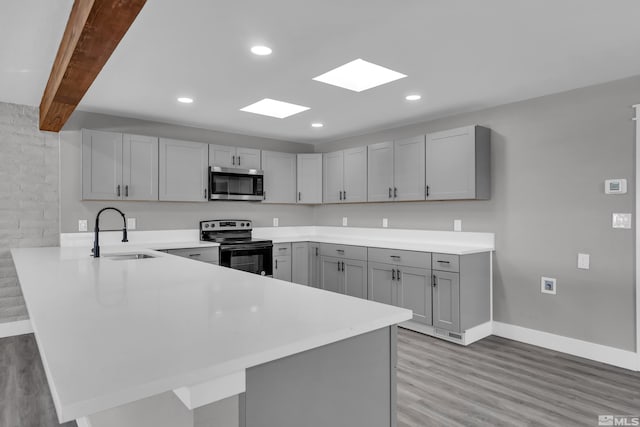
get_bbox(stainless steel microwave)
[208,166,264,201]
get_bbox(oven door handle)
[220,244,273,251]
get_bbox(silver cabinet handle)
[389,187,392,198]
[125,185,129,197]
[394,187,397,198]
[392,269,396,281]
[116,185,121,197]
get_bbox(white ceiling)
[3,1,640,144]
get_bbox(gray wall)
[0,103,59,324]
[60,111,315,232]
[314,75,639,351]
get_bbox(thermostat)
[605,179,627,194]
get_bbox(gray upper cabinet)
[262,151,296,203]
[292,242,309,285]
[323,150,344,203]
[82,130,158,201]
[323,147,367,203]
[425,125,490,200]
[367,142,394,202]
[296,154,322,204]
[394,136,426,201]
[122,134,159,201]
[209,145,261,169]
[159,138,209,202]
[367,136,425,202]
[82,129,123,200]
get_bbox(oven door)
[219,243,273,276]
[209,166,264,201]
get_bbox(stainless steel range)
[200,220,273,276]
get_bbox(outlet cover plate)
[454,219,462,232]
[78,220,88,232]
[127,218,136,230]
[382,218,388,228]
[541,277,557,295]
[273,218,279,227]
[612,213,632,229]
[342,217,348,227]
[577,253,590,270]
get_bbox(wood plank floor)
[2,330,639,426]
[397,328,640,427]
[0,334,76,427]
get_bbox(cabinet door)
[394,135,426,201]
[292,242,309,285]
[122,134,158,201]
[296,154,323,204]
[262,151,297,204]
[308,243,321,288]
[236,147,261,169]
[367,142,394,202]
[209,144,236,168]
[159,138,208,202]
[343,146,367,203]
[426,126,476,200]
[320,256,343,294]
[273,255,292,282]
[368,262,395,305]
[397,266,432,325]
[323,151,344,203]
[432,271,460,332]
[343,259,367,299]
[82,129,123,200]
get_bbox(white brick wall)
[0,102,59,323]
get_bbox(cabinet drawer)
[273,243,292,256]
[432,253,459,272]
[320,243,367,261]
[368,247,431,269]
[166,247,219,264]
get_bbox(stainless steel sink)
[103,253,156,261]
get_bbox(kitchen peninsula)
[11,245,411,427]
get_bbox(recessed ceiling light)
[177,97,194,104]
[311,123,324,128]
[312,58,407,92]
[240,98,310,119]
[405,94,421,101]
[251,45,272,56]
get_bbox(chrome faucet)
[92,207,128,258]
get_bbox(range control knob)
[204,224,209,228]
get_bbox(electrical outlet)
[342,217,348,226]
[578,253,590,269]
[541,277,557,295]
[127,218,136,230]
[78,220,88,232]
[382,218,389,228]
[273,218,279,227]
[454,219,462,232]
[612,213,632,229]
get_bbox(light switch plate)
[577,253,590,270]
[382,218,388,228]
[541,277,557,295]
[273,218,279,227]
[127,218,136,230]
[342,217,348,227]
[78,220,88,232]
[612,213,632,229]
[454,219,462,232]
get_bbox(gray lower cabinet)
[425,125,490,200]
[368,261,432,325]
[162,247,219,265]
[319,244,367,298]
[432,270,460,332]
[308,242,321,287]
[343,259,367,299]
[291,242,309,285]
[82,130,159,201]
[262,151,297,204]
[273,243,292,281]
[158,138,208,202]
[320,256,343,294]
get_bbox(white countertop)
[11,246,411,423]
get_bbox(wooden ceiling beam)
[39,0,147,132]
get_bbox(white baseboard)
[493,321,639,372]
[0,319,33,338]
